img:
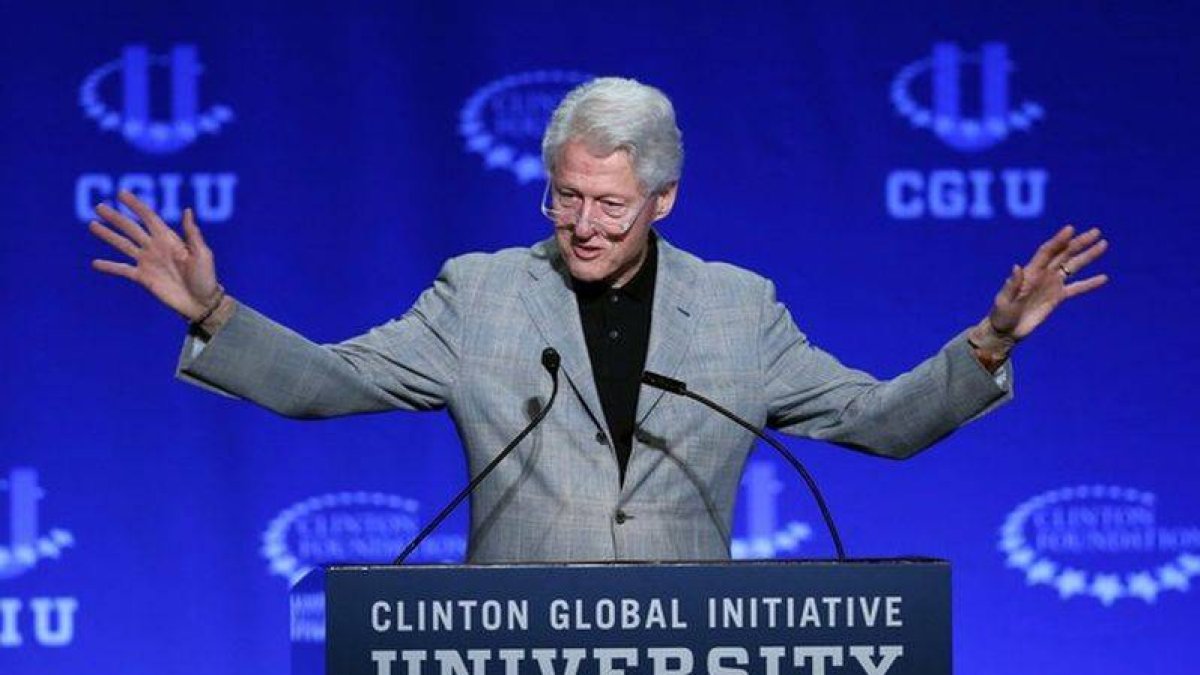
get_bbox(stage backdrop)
[2,1,1197,673]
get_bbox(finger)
[1063,238,1109,276]
[1002,264,1023,302]
[117,190,179,242]
[1028,225,1075,270]
[1065,274,1109,298]
[182,207,208,254]
[1051,228,1102,269]
[91,258,138,281]
[95,202,151,246]
[88,220,141,259]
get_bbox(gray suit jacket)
[178,236,1011,563]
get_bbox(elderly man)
[89,77,1108,563]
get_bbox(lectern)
[292,559,949,674]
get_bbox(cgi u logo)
[892,42,1043,152]
[1,469,46,580]
[886,42,1049,220]
[76,44,240,223]
[80,44,234,154]
[733,462,811,559]
[0,469,72,580]
[0,469,78,649]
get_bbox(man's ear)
[652,182,679,222]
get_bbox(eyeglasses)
[540,181,656,240]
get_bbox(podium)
[291,559,950,674]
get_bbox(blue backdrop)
[2,1,1197,673]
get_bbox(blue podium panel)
[295,560,949,675]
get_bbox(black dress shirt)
[574,237,657,486]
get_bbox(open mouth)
[572,244,605,261]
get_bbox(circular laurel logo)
[458,70,592,184]
[261,491,465,585]
[999,485,1200,605]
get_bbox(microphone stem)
[393,374,560,565]
[680,388,848,561]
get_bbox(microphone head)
[642,371,687,394]
[541,347,561,373]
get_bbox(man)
[89,77,1108,563]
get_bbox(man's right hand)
[89,190,224,323]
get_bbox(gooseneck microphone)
[393,348,561,564]
[641,371,847,561]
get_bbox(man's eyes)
[556,193,628,212]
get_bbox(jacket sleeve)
[174,257,466,418]
[759,279,1012,458]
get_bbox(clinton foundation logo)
[459,70,591,184]
[0,468,79,649]
[886,42,1048,221]
[75,43,239,225]
[999,485,1200,605]
[263,492,467,642]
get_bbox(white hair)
[541,77,684,193]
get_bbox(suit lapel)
[518,236,699,438]
[636,237,698,425]
[519,241,608,431]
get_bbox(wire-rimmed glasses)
[540,181,656,240]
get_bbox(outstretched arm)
[89,191,460,418]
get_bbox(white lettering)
[0,599,21,647]
[372,650,398,675]
[73,172,239,223]
[372,601,391,632]
[886,597,903,627]
[434,648,490,675]
[849,645,904,675]
[708,646,749,675]
[886,169,924,219]
[595,647,638,674]
[647,647,693,674]
[794,646,843,675]
[549,600,570,631]
[1002,169,1048,218]
[532,648,585,675]
[498,649,524,675]
[30,597,77,647]
[759,646,786,675]
[886,168,1047,220]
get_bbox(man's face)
[550,139,672,287]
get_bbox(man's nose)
[570,201,600,236]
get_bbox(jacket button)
[595,431,608,445]
[615,510,629,524]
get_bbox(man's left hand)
[969,225,1110,366]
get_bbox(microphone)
[640,371,847,561]
[393,348,561,564]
